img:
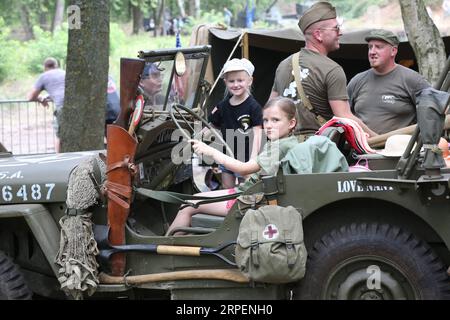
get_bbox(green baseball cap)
[365,29,400,46]
[298,1,336,33]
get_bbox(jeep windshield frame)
[137,45,211,112]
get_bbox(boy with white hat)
[208,58,263,189]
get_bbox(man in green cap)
[347,29,430,134]
[270,1,377,138]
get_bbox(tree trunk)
[19,4,34,40]
[399,0,446,86]
[39,12,49,31]
[176,0,186,17]
[188,0,200,18]
[152,9,158,37]
[195,0,201,18]
[61,0,109,152]
[52,0,65,33]
[131,4,142,34]
[158,0,165,36]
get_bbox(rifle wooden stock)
[99,269,249,285]
[115,58,145,129]
[368,114,450,149]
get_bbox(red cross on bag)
[263,224,279,240]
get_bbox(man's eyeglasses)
[319,24,342,32]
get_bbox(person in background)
[208,58,263,189]
[347,29,430,134]
[139,62,165,109]
[27,57,65,153]
[245,0,256,28]
[105,75,120,134]
[224,7,233,26]
[270,1,377,139]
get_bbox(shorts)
[219,164,242,178]
[53,109,62,138]
[226,188,238,210]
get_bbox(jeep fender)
[0,204,60,276]
[279,173,450,249]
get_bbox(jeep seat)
[166,214,224,236]
[191,213,224,229]
[319,126,346,151]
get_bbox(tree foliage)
[0,0,446,31]
[332,0,389,19]
[0,18,26,82]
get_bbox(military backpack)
[235,205,307,283]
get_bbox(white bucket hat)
[221,58,255,77]
[378,134,414,157]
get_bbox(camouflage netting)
[66,154,106,209]
[55,155,106,300]
[55,213,99,300]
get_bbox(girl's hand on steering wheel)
[189,139,217,157]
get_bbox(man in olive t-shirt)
[270,1,376,137]
[347,29,430,134]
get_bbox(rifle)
[368,114,450,148]
[115,58,145,129]
[105,57,144,276]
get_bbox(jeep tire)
[294,223,450,300]
[0,251,32,300]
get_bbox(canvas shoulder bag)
[235,205,307,283]
[292,52,327,131]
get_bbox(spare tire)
[0,251,32,300]
[294,223,450,300]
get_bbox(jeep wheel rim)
[324,256,418,300]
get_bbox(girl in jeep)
[166,97,298,235]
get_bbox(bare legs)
[165,188,235,236]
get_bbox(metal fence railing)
[0,100,56,155]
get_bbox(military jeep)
[0,45,449,300]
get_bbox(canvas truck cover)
[205,26,450,110]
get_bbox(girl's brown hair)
[264,97,297,122]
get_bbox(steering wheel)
[169,103,234,157]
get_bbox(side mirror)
[174,52,186,76]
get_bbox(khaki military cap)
[298,1,337,33]
[365,29,400,46]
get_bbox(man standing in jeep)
[347,29,431,134]
[270,1,376,138]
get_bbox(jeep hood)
[0,151,100,204]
